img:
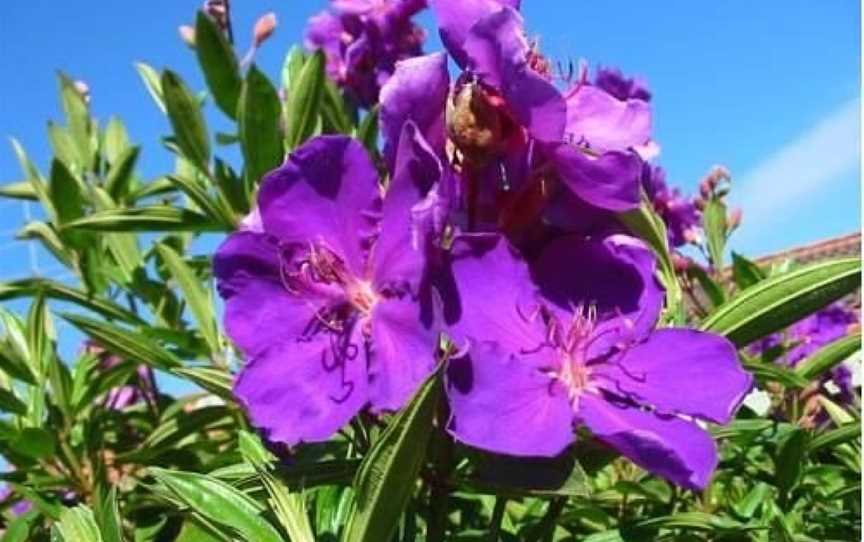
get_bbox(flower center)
[556,353,593,404]
[346,279,378,315]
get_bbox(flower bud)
[253,12,277,48]
[699,180,711,199]
[73,80,90,103]
[179,25,196,48]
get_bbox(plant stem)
[487,497,508,542]
[427,398,453,541]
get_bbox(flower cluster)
[217,0,753,490]
[305,0,427,107]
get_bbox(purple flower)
[641,164,701,248]
[382,3,645,237]
[305,0,427,107]
[594,66,652,102]
[83,342,157,411]
[443,233,752,489]
[215,135,442,445]
[0,485,31,518]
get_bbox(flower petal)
[445,234,542,351]
[446,341,574,456]
[531,234,663,351]
[429,0,518,67]
[368,297,439,412]
[258,136,379,276]
[548,143,641,212]
[565,85,652,153]
[214,232,334,357]
[463,8,566,142]
[596,329,753,424]
[380,53,450,169]
[373,122,441,290]
[578,392,718,490]
[234,326,369,446]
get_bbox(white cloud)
[732,99,860,228]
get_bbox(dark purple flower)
[305,0,427,107]
[382,3,645,238]
[594,66,652,102]
[215,135,442,445]
[641,164,701,248]
[443,234,752,489]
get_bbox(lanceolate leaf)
[0,278,143,324]
[700,258,861,347]
[48,158,85,227]
[194,10,242,119]
[62,313,182,371]
[794,333,861,381]
[165,175,236,228]
[731,251,766,291]
[686,263,726,308]
[703,197,727,269]
[162,70,211,172]
[284,50,325,150]
[55,505,103,542]
[58,72,94,170]
[0,181,38,200]
[156,243,221,355]
[135,62,166,113]
[104,145,140,200]
[103,116,131,164]
[238,66,283,190]
[808,422,860,453]
[342,367,443,542]
[63,206,225,232]
[149,468,284,542]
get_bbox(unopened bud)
[683,227,702,245]
[727,208,742,230]
[446,83,505,165]
[179,25,196,47]
[699,180,711,198]
[73,80,90,103]
[203,0,229,33]
[672,253,692,273]
[694,197,705,211]
[253,12,277,48]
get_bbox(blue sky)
[0,1,860,319]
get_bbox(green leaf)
[342,367,442,542]
[165,175,236,228]
[238,66,283,189]
[8,428,55,459]
[741,358,809,389]
[63,206,225,232]
[794,333,860,381]
[321,79,354,134]
[62,313,182,371]
[0,278,143,324]
[809,423,860,453]
[103,116,131,164]
[93,487,123,542]
[171,366,233,398]
[16,222,75,267]
[11,138,54,219]
[356,107,379,154]
[0,388,27,416]
[194,10,242,119]
[731,482,772,519]
[26,294,51,378]
[49,159,85,225]
[0,181,38,201]
[284,50,325,150]
[149,468,284,542]
[134,62,166,113]
[156,243,221,355]
[104,145,140,201]
[58,73,94,170]
[162,70,210,171]
[281,46,306,91]
[731,251,766,290]
[703,197,727,269]
[617,197,684,321]
[686,263,726,308]
[47,122,80,172]
[700,258,861,347]
[775,428,809,499]
[55,505,103,542]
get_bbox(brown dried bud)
[179,25,196,48]
[446,83,505,165]
[694,197,706,211]
[253,12,277,48]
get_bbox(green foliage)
[0,10,858,542]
